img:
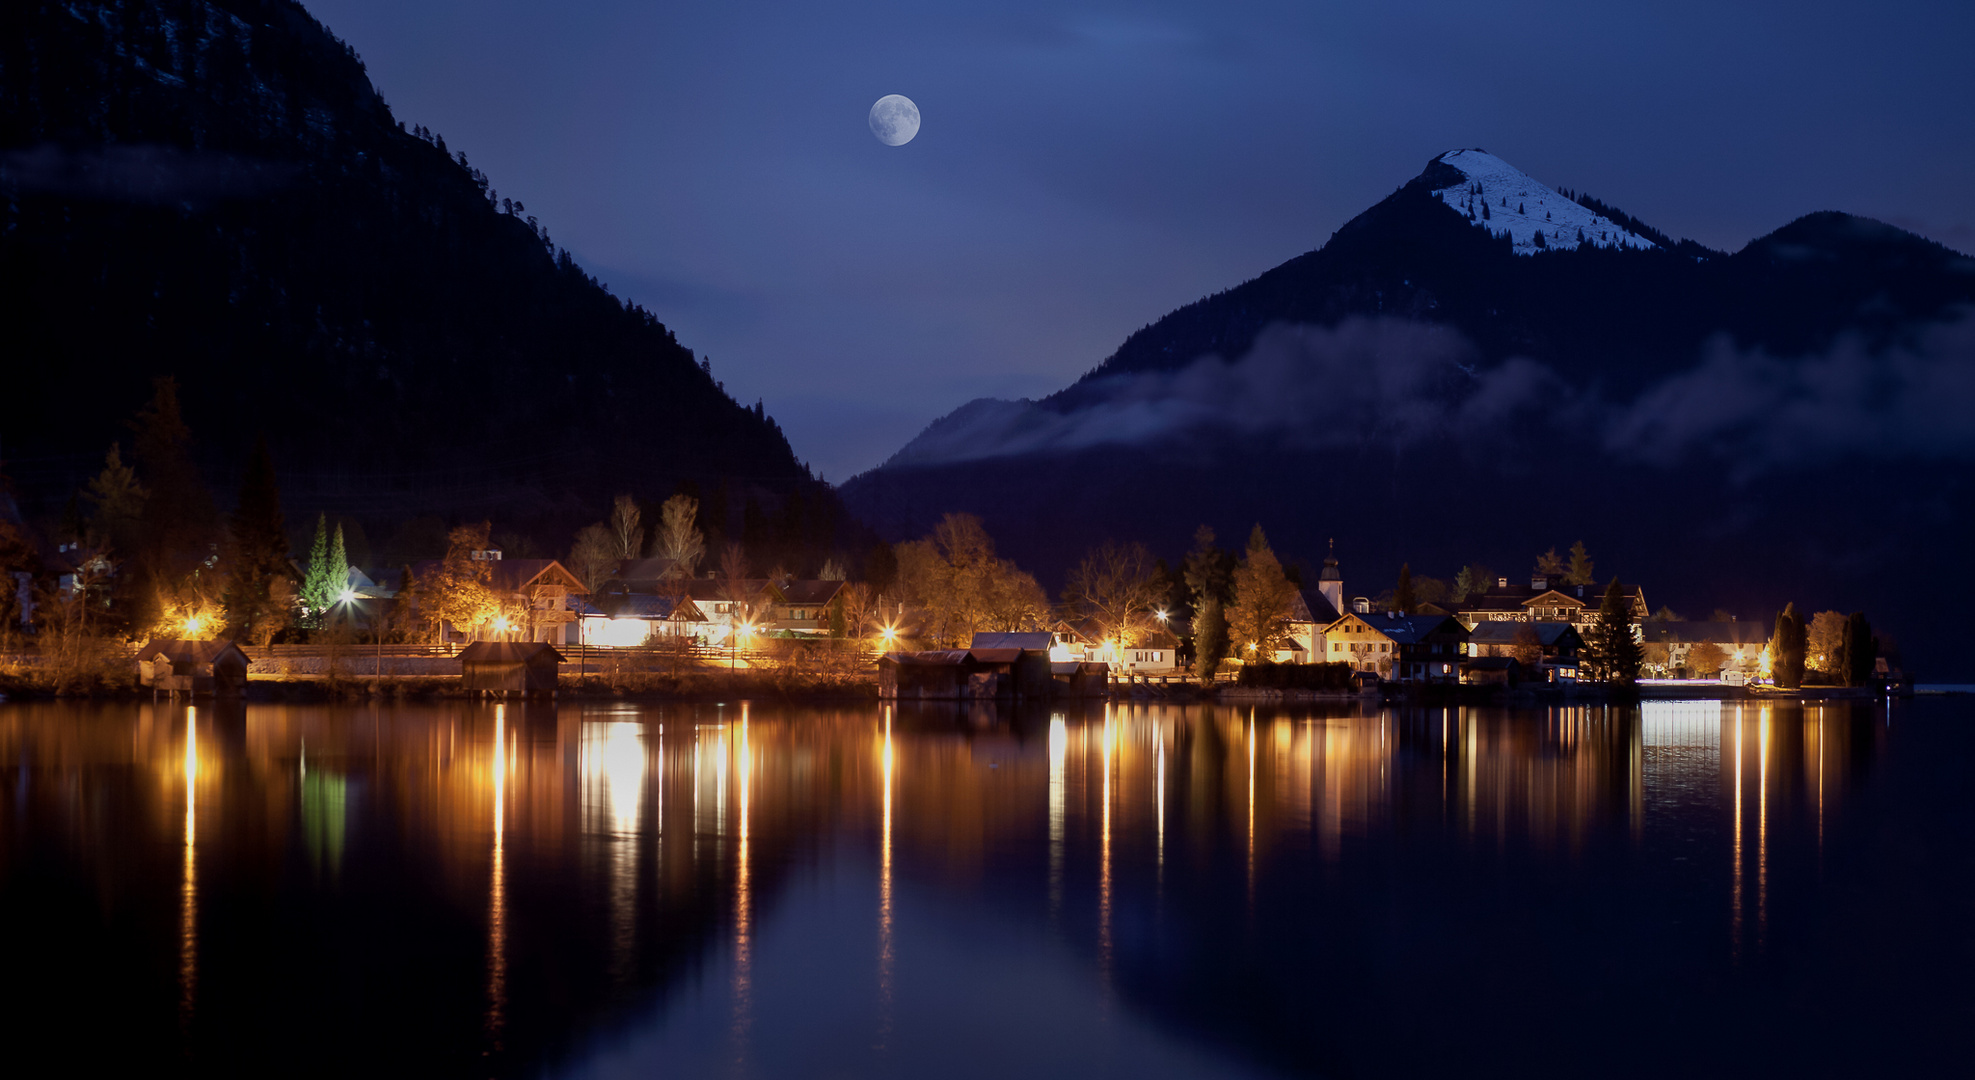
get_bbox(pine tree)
[1481,200,1491,219]
[1394,563,1416,614]
[1769,603,1807,689]
[300,513,334,625]
[222,436,291,643]
[1836,612,1876,687]
[1193,595,1229,680]
[1591,580,1642,688]
[328,523,350,606]
[1563,540,1594,586]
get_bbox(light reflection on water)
[0,697,1961,1077]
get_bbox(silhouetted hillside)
[0,0,830,542]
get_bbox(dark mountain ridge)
[1,0,832,549]
[845,151,1975,678]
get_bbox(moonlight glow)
[868,94,920,146]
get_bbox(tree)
[840,582,876,641]
[1063,540,1161,650]
[1807,611,1846,674]
[1769,603,1807,689]
[1508,623,1543,666]
[819,558,847,581]
[1226,525,1296,661]
[718,542,756,631]
[327,524,350,605]
[892,513,1046,646]
[82,443,146,555]
[1193,596,1230,680]
[1588,579,1642,688]
[425,522,502,641]
[1450,566,1478,603]
[222,437,291,643]
[608,494,643,562]
[568,523,617,593]
[1686,640,1727,678]
[1181,525,1234,612]
[1536,547,1564,576]
[299,514,336,625]
[1393,563,1416,614]
[653,494,705,577]
[1835,612,1876,687]
[1563,541,1594,586]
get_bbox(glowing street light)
[183,614,202,639]
[339,588,356,605]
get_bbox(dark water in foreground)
[1,698,1969,1077]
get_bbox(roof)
[882,649,973,666]
[967,647,1028,664]
[777,580,846,605]
[138,639,249,664]
[1288,590,1342,626]
[970,632,1053,651]
[684,578,776,604]
[1641,621,1769,646]
[1467,621,1584,647]
[458,641,565,664]
[1327,613,1464,643]
[488,558,588,594]
[597,594,704,621]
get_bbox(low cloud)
[885,318,1561,466]
[882,310,1975,478]
[1605,308,1975,477]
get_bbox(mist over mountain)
[844,150,1975,678]
[0,0,837,547]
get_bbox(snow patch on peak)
[1429,148,1655,256]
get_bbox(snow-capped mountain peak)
[1429,148,1655,255]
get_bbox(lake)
[0,697,1968,1077]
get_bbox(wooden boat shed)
[138,639,250,697]
[460,641,565,696]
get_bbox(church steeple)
[1317,538,1343,616]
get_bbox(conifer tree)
[1591,580,1642,689]
[328,523,350,607]
[1394,563,1416,614]
[222,436,291,643]
[1769,602,1807,689]
[1193,595,1229,680]
[300,513,334,625]
[1836,612,1876,687]
[1563,541,1594,586]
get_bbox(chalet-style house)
[576,594,708,647]
[680,577,847,641]
[414,554,590,645]
[1048,618,1180,671]
[1319,612,1468,682]
[1455,574,1648,631]
[1640,621,1769,679]
[1466,620,1586,684]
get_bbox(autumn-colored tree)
[425,522,501,641]
[1226,525,1297,661]
[839,582,875,641]
[1686,640,1727,677]
[1063,540,1162,650]
[718,542,757,629]
[1509,623,1543,666]
[1806,611,1846,674]
[609,495,643,561]
[892,513,1047,646]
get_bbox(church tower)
[1318,540,1343,617]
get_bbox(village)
[9,486,1896,701]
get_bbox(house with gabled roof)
[1455,573,1647,632]
[576,593,708,647]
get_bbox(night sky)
[303,0,1975,482]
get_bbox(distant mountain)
[844,149,1975,677]
[0,0,837,551]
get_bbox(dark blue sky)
[305,0,1974,482]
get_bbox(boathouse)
[460,641,564,696]
[138,639,250,697]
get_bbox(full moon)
[868,94,920,146]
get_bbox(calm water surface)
[1,698,1969,1077]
